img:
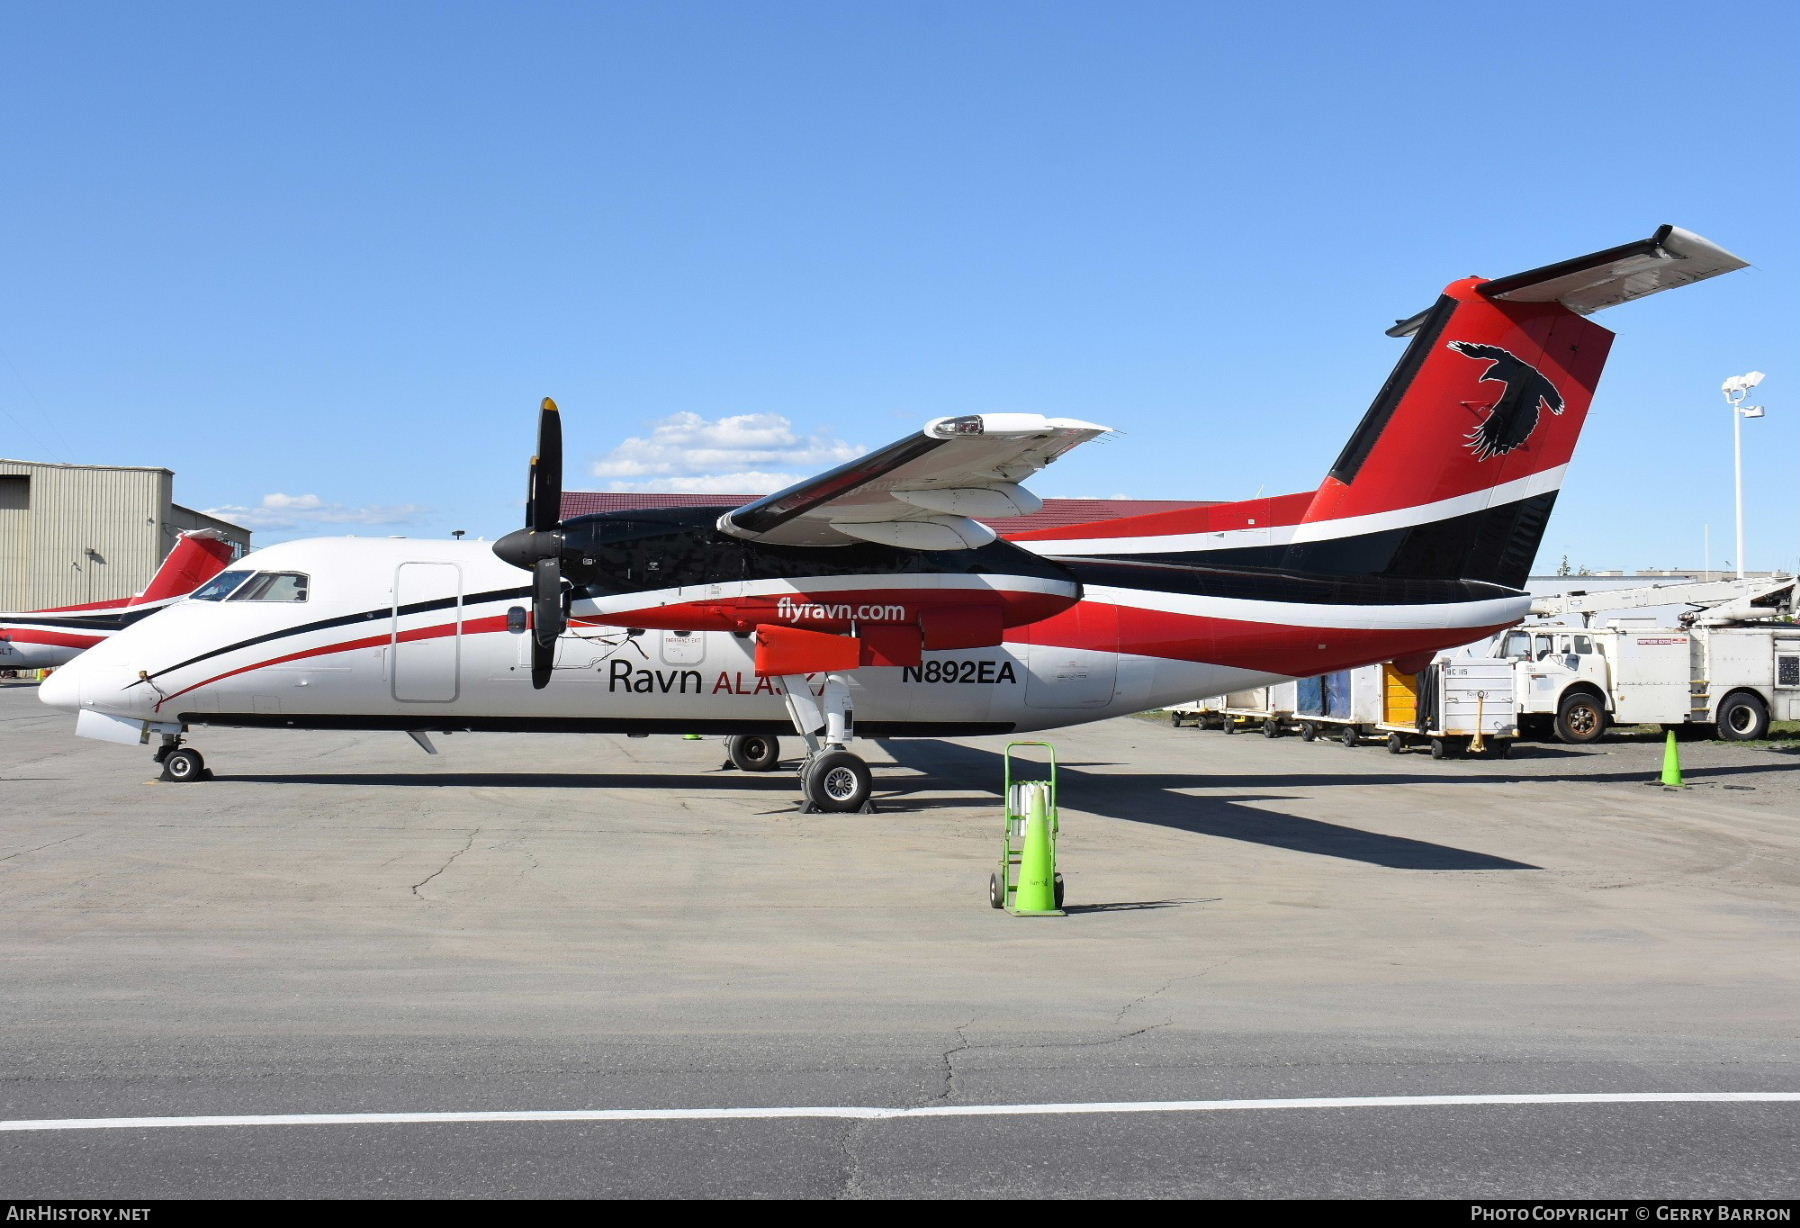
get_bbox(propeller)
[495,398,568,689]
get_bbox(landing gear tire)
[161,748,207,782]
[725,733,782,772]
[1554,692,1608,744]
[1299,722,1318,742]
[801,750,872,813]
[1717,692,1771,742]
[1387,732,1407,755]
[988,872,1005,910]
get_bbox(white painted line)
[3,1092,1795,1133]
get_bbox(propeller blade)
[533,397,562,535]
[530,556,565,689]
[533,557,565,647]
[499,397,568,690]
[531,637,554,690]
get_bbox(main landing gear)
[721,727,874,813]
[153,733,211,782]
[771,672,877,814]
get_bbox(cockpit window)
[228,572,310,602]
[191,570,253,601]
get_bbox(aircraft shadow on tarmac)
[211,736,1790,872]
[876,740,1546,871]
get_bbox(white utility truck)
[1485,577,1797,743]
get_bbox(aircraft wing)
[715,413,1110,549]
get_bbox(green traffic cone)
[1012,783,1063,915]
[1660,730,1686,788]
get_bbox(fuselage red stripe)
[154,615,512,710]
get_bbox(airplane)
[0,529,236,672]
[39,226,1746,808]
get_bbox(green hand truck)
[988,741,1065,915]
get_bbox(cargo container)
[1377,659,1518,757]
[1293,666,1385,745]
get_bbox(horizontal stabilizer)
[1388,226,1747,337]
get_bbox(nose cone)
[37,662,83,711]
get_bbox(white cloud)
[590,412,862,493]
[204,493,427,530]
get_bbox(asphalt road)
[2,682,1795,1198]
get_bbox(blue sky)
[4,0,1795,572]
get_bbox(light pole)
[1721,371,1766,579]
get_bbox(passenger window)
[1534,635,1555,660]
[191,570,252,601]
[1502,632,1531,659]
[229,572,310,602]
[1573,636,1592,654]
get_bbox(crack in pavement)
[929,1016,979,1107]
[834,1117,870,1200]
[410,827,480,897]
[0,834,84,863]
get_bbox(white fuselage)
[41,537,1285,742]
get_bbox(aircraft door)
[392,562,462,702]
[1024,603,1119,709]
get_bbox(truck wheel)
[1340,724,1359,747]
[1386,732,1406,755]
[1553,692,1608,744]
[1299,722,1317,742]
[1262,718,1282,738]
[1716,692,1771,741]
[988,872,1005,910]
[1169,711,1184,727]
[1222,718,1237,735]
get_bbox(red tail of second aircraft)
[131,530,238,607]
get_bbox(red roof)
[559,491,1216,536]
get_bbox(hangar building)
[0,459,251,610]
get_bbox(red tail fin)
[130,530,236,606]
[1010,226,1746,590]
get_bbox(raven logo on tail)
[1447,340,1566,461]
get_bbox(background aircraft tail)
[129,529,236,607]
[1011,226,1746,590]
